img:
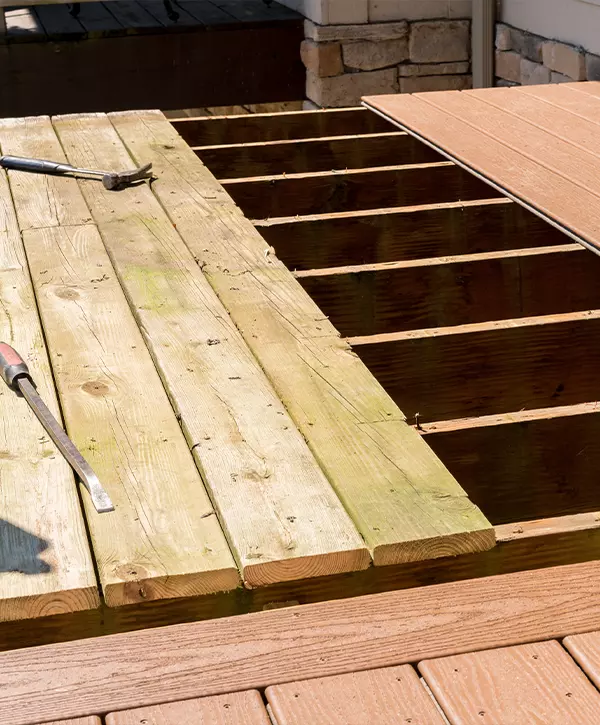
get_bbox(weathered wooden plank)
[420,641,600,724]
[350,311,600,422]
[255,198,568,272]
[564,631,600,689]
[298,244,593,337]
[266,666,447,724]
[224,162,502,220]
[107,691,270,724]
[2,115,238,606]
[0,161,98,622]
[172,107,394,146]
[195,132,441,179]
[4,560,600,724]
[54,112,370,587]
[422,403,600,524]
[363,85,600,257]
[111,109,494,566]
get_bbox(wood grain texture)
[171,107,394,146]
[564,631,600,688]
[25,223,239,605]
[196,132,441,179]
[266,665,446,724]
[37,719,101,725]
[109,109,494,567]
[4,561,600,724]
[107,691,271,724]
[298,244,595,337]
[223,162,502,220]
[4,114,238,606]
[363,83,600,257]
[351,311,600,422]
[420,641,600,724]
[423,402,600,524]
[0,161,98,622]
[256,198,568,272]
[53,112,369,588]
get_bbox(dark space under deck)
[0,0,304,116]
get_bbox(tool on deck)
[0,343,114,514]
[0,155,153,190]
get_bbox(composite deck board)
[0,160,97,621]
[107,691,271,724]
[172,107,395,146]
[196,132,441,179]
[101,0,160,30]
[420,641,600,724]
[110,109,494,566]
[351,311,600,422]
[364,82,600,257]
[298,244,595,337]
[39,720,101,725]
[53,112,369,587]
[224,162,502,219]
[266,666,447,724]
[3,561,600,724]
[0,116,238,606]
[564,631,600,688]
[256,198,568,271]
[34,4,86,37]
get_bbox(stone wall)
[495,23,600,86]
[303,17,472,107]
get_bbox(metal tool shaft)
[0,342,113,513]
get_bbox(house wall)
[501,0,600,56]
[278,0,475,107]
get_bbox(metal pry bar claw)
[0,155,154,190]
[0,342,114,514]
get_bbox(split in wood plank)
[4,560,600,724]
[223,162,502,219]
[171,107,395,146]
[297,244,597,337]
[195,132,442,179]
[363,83,600,258]
[0,116,239,606]
[52,112,370,587]
[0,152,97,622]
[420,641,600,724]
[109,109,494,566]
[349,310,600,422]
[256,198,569,272]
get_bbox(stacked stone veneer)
[302,18,472,107]
[495,23,600,86]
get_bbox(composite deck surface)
[0,109,495,636]
[2,560,600,724]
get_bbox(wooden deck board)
[564,631,600,689]
[363,82,600,258]
[107,691,271,724]
[1,116,239,606]
[266,666,447,724]
[109,109,494,566]
[0,155,98,621]
[420,641,600,724]
[3,560,600,724]
[52,112,370,588]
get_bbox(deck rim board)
[363,82,600,259]
[0,158,99,622]
[3,559,600,724]
[52,111,371,589]
[0,114,239,607]
[109,108,495,567]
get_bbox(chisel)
[0,342,114,513]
